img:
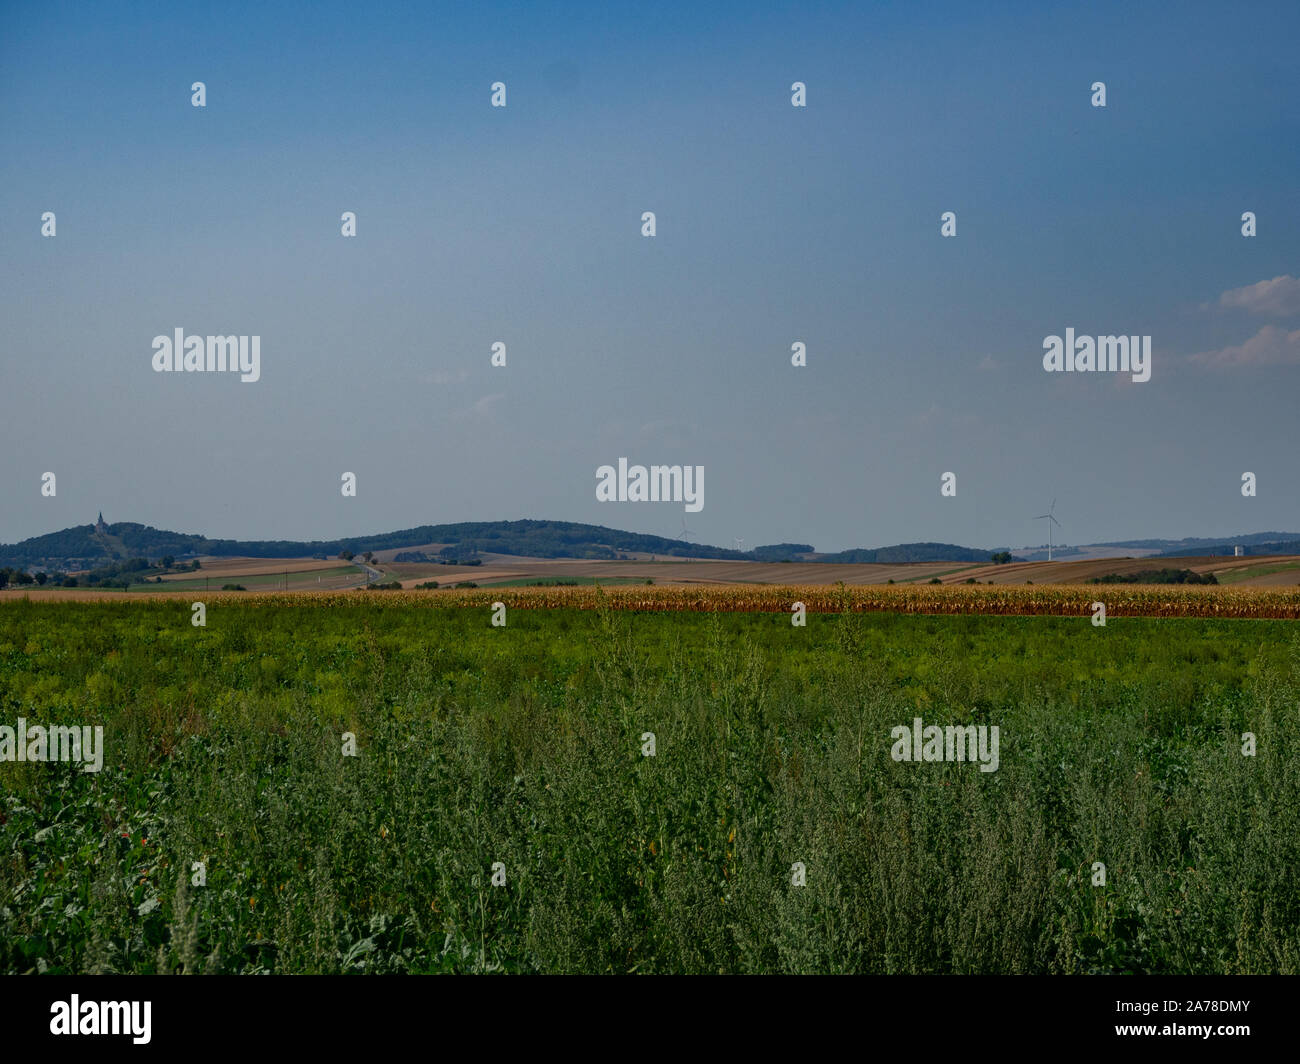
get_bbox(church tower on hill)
[95,512,107,534]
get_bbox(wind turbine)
[1035,499,1061,561]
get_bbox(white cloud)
[1218,275,1300,316]
[1190,324,1300,369]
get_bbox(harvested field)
[163,557,350,579]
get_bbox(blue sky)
[2,0,1298,551]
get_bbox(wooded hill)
[0,519,1017,570]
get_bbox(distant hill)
[6,518,1296,573]
[195,520,758,562]
[748,543,814,562]
[1095,532,1300,554]
[0,522,208,569]
[811,542,1009,564]
[1153,539,1300,558]
[1,519,1015,571]
[1011,532,1300,562]
[0,519,754,568]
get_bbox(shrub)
[1089,568,1218,586]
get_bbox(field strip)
[6,582,1300,617]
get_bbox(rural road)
[350,560,383,587]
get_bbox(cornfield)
[25,582,1300,618]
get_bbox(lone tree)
[339,549,355,561]
[990,551,1014,565]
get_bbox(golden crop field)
[19,581,1297,617]
[346,583,1300,617]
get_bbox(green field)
[1216,561,1300,585]
[1,598,1297,973]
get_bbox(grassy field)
[1216,561,1300,585]
[1,596,1298,973]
